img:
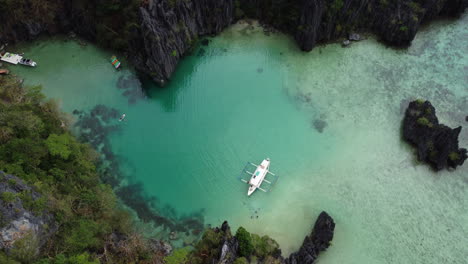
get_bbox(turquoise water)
[10,14,468,263]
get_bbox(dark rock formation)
[285,211,335,264]
[128,0,234,86]
[0,172,57,252]
[403,100,467,170]
[313,119,327,133]
[1,1,466,86]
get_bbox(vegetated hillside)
[1,0,466,85]
[0,74,166,263]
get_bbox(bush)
[9,232,40,263]
[417,117,432,127]
[35,253,99,264]
[64,219,101,253]
[251,234,280,258]
[164,247,191,264]
[0,251,21,264]
[1,191,16,203]
[415,99,425,105]
[235,227,253,257]
[233,257,248,264]
[449,152,460,161]
[45,133,74,160]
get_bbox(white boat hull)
[247,158,270,196]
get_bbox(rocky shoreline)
[1,172,336,264]
[185,211,335,264]
[1,1,466,86]
[403,100,467,170]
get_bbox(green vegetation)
[233,257,249,264]
[330,0,344,11]
[1,191,16,203]
[0,74,158,263]
[188,228,225,263]
[236,227,254,257]
[251,234,280,258]
[449,152,460,161]
[0,0,141,51]
[164,247,191,264]
[172,50,178,57]
[417,117,433,127]
[415,99,425,105]
[9,232,40,263]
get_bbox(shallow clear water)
[10,13,468,263]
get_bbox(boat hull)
[247,158,270,196]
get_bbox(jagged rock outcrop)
[1,1,466,85]
[129,0,235,86]
[403,100,467,170]
[0,172,57,253]
[285,211,335,264]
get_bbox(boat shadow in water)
[73,104,205,241]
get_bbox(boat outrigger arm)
[240,158,278,196]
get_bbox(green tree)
[45,133,73,159]
[10,232,40,263]
[235,227,253,257]
[64,219,101,253]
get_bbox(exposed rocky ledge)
[1,1,466,86]
[0,172,57,254]
[285,211,335,264]
[403,100,467,171]
[191,211,334,264]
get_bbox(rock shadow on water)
[72,104,206,242]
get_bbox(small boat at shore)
[19,57,37,67]
[0,52,37,67]
[110,55,121,69]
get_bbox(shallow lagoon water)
[10,14,468,263]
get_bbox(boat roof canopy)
[1,52,22,65]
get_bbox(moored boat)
[19,57,37,67]
[1,52,37,67]
[110,55,121,69]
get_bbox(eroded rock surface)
[0,172,57,252]
[285,211,335,264]
[402,100,467,170]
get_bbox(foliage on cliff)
[0,0,141,50]
[0,74,161,263]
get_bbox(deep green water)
[9,14,468,263]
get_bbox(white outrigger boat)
[239,158,278,196]
[0,52,37,67]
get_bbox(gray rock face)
[128,0,234,86]
[285,211,335,264]
[0,172,57,251]
[1,0,466,85]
